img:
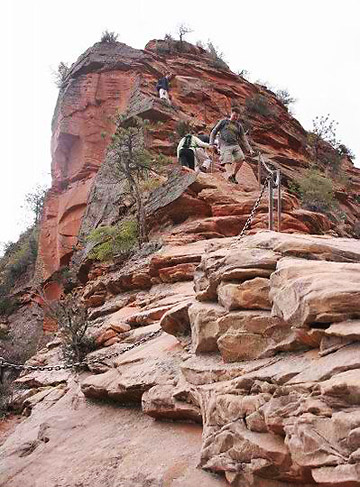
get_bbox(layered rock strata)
[3,231,360,486]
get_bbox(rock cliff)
[1,39,360,487]
[37,39,360,282]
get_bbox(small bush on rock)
[45,293,96,364]
[338,143,355,159]
[246,94,274,117]
[298,169,335,213]
[206,41,229,70]
[0,226,39,293]
[100,30,118,43]
[53,62,70,89]
[88,220,138,262]
[275,89,296,109]
[175,120,193,138]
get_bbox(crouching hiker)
[156,73,175,105]
[196,134,213,173]
[210,107,254,184]
[177,133,212,171]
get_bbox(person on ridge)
[177,133,212,171]
[210,107,254,184]
[156,72,175,105]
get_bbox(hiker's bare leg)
[233,159,244,177]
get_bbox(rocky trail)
[1,38,360,487]
[2,230,360,487]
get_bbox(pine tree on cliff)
[107,116,155,247]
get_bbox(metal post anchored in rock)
[258,152,282,232]
[234,152,282,245]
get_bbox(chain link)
[0,162,274,373]
[0,329,163,372]
[232,173,272,246]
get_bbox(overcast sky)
[1,0,359,247]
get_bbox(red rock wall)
[38,39,360,282]
[39,68,137,279]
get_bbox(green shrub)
[0,379,13,417]
[0,297,19,317]
[175,120,192,138]
[45,293,96,364]
[6,230,38,280]
[87,220,138,261]
[140,178,162,192]
[206,41,229,70]
[298,170,335,213]
[100,30,118,43]
[53,62,70,89]
[275,89,296,109]
[246,94,274,117]
[0,226,38,295]
[287,179,301,196]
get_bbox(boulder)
[142,384,202,423]
[271,258,360,326]
[217,278,272,311]
[188,302,227,353]
[159,301,192,338]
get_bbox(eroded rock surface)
[3,34,360,487]
[4,231,360,486]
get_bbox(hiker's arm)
[177,141,182,159]
[193,136,210,149]
[239,125,253,153]
[210,120,223,145]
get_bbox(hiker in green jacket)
[210,107,254,184]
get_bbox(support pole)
[268,176,274,230]
[276,169,281,232]
[258,154,262,190]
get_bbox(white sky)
[1,0,359,247]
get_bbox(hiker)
[196,134,213,173]
[177,133,212,171]
[156,73,175,105]
[210,107,254,184]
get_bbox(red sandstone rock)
[95,328,117,346]
[38,39,360,282]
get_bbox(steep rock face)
[38,39,360,280]
[3,232,360,487]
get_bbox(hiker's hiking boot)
[228,174,238,184]
[199,166,207,173]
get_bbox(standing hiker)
[177,133,212,171]
[156,73,175,105]
[210,107,254,184]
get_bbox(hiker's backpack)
[182,134,193,149]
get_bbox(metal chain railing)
[230,151,282,245]
[235,173,272,243]
[0,152,281,373]
[0,329,162,372]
